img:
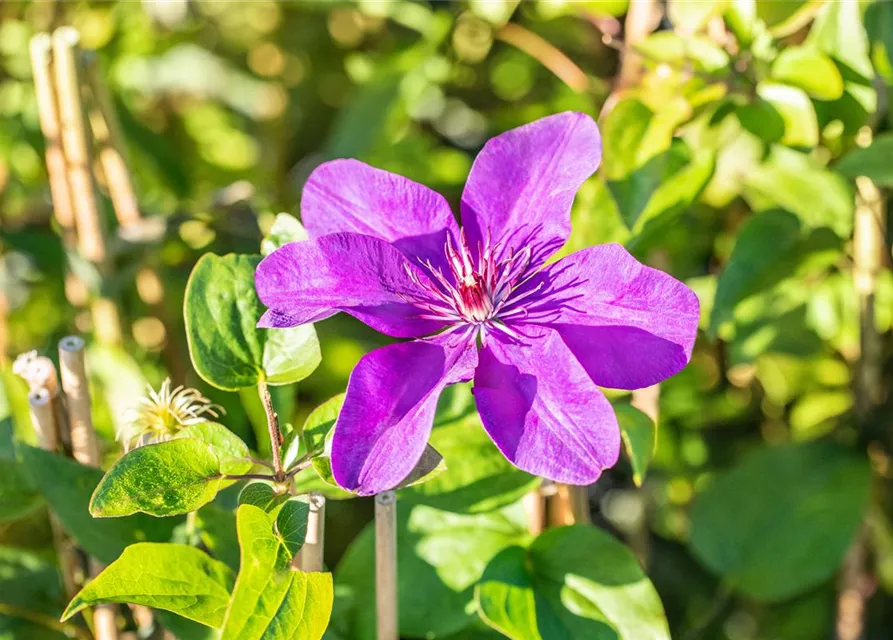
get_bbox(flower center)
[404,230,539,331]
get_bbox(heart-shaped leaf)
[690,441,871,601]
[185,253,321,391]
[476,525,671,640]
[174,422,252,476]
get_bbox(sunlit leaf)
[90,439,224,518]
[221,504,331,640]
[770,47,844,100]
[261,213,308,256]
[615,404,656,487]
[63,544,234,628]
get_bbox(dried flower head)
[119,378,222,450]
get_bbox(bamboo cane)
[58,335,100,466]
[28,387,80,601]
[52,27,122,345]
[298,493,326,572]
[57,335,119,639]
[82,51,141,229]
[29,33,76,243]
[375,491,398,640]
[522,488,546,535]
[836,127,886,640]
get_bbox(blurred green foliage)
[4,0,893,638]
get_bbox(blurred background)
[3,1,893,639]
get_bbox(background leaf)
[19,446,179,564]
[690,442,871,601]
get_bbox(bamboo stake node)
[59,335,100,467]
[375,491,398,640]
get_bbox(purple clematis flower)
[255,112,699,496]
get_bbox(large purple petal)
[461,112,601,266]
[301,159,458,268]
[473,326,620,485]
[255,232,444,338]
[522,243,700,389]
[331,334,478,495]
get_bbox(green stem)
[258,381,284,480]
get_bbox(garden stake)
[59,336,100,466]
[836,126,886,640]
[25,378,81,602]
[522,488,546,535]
[82,51,141,229]
[375,491,398,640]
[298,493,326,572]
[29,33,76,245]
[28,388,57,451]
[52,27,122,345]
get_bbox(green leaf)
[0,458,43,522]
[668,0,724,33]
[0,545,63,617]
[399,384,540,513]
[196,504,240,573]
[743,145,853,238]
[238,482,290,515]
[735,99,785,143]
[476,525,671,640]
[615,405,655,487]
[18,446,179,564]
[90,439,224,517]
[805,0,876,119]
[295,394,345,465]
[175,422,252,476]
[335,502,528,639]
[770,47,844,100]
[185,253,321,391]
[709,210,803,334]
[690,442,871,601]
[756,82,818,148]
[635,32,730,74]
[261,213,308,256]
[757,0,822,38]
[602,98,697,230]
[62,543,235,628]
[221,504,332,640]
[837,133,893,186]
